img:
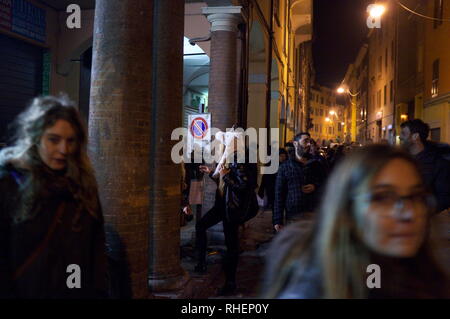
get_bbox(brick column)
[203,6,242,131]
[88,0,153,298]
[148,0,188,292]
[201,6,242,219]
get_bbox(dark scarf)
[10,162,83,230]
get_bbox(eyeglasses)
[356,190,434,215]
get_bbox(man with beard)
[400,119,450,213]
[273,132,322,232]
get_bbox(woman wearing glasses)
[261,144,449,298]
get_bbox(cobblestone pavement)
[153,208,275,299]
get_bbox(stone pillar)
[148,0,188,292]
[89,0,153,298]
[202,6,243,215]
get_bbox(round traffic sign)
[190,117,208,139]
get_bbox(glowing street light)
[329,110,336,116]
[369,4,386,19]
[325,117,331,122]
[337,87,346,94]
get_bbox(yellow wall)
[367,20,395,142]
[422,102,450,143]
[424,2,450,101]
[250,0,312,146]
[309,87,343,143]
[422,2,450,143]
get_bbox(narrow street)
[0,0,449,304]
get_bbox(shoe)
[194,263,207,273]
[217,282,237,296]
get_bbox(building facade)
[341,0,449,144]
[309,85,345,144]
[341,45,369,144]
[423,0,450,142]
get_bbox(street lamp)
[369,4,386,19]
[337,86,359,97]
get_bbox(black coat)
[0,164,108,298]
[415,144,450,212]
[209,153,258,224]
[301,158,326,212]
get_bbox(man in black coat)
[400,119,450,213]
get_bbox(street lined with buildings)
[0,0,449,301]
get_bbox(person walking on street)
[262,144,450,299]
[194,131,257,296]
[0,95,108,299]
[400,119,450,213]
[273,132,318,233]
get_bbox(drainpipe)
[265,0,274,150]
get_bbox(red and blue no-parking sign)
[190,117,209,139]
[187,113,211,152]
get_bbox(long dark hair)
[0,95,100,223]
[262,144,449,298]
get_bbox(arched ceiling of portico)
[185,2,211,57]
[290,0,313,47]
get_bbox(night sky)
[313,0,373,88]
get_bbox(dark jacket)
[312,154,330,177]
[415,143,450,212]
[0,164,108,298]
[301,158,326,212]
[209,152,258,224]
[258,168,277,207]
[273,158,323,226]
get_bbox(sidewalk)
[155,208,275,299]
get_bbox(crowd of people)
[1,94,449,299]
[259,122,450,298]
